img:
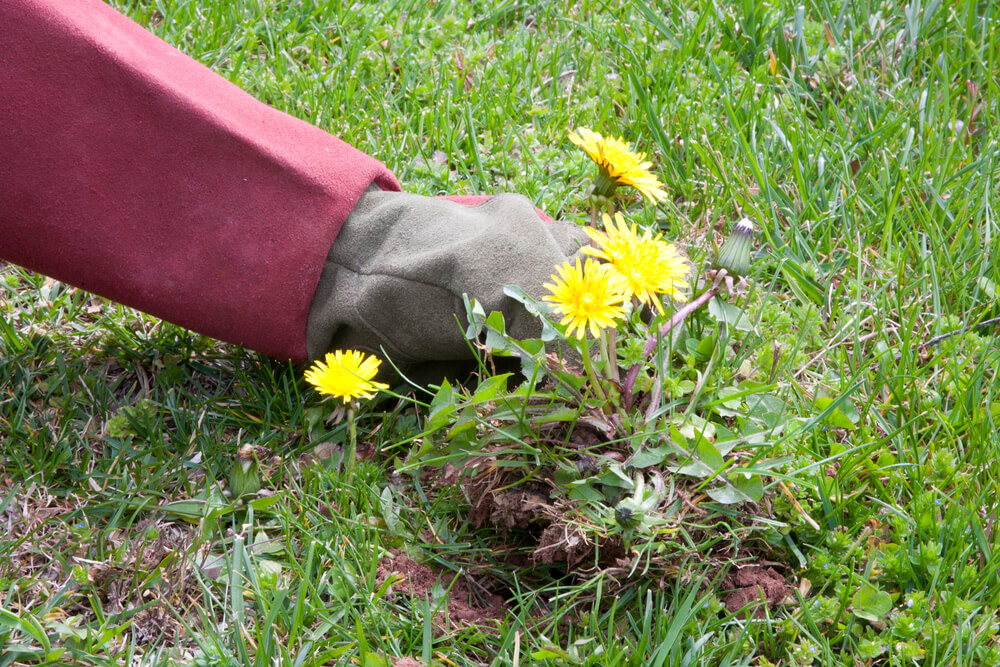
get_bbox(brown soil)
[413,417,795,618]
[721,565,789,616]
[375,549,505,629]
[533,520,591,566]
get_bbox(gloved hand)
[308,188,587,378]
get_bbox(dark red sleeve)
[0,0,400,361]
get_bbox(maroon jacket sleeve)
[0,0,400,361]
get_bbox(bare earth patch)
[721,565,790,616]
[375,549,505,629]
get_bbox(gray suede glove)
[306,188,587,380]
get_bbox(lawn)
[2,0,999,665]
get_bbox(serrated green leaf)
[462,295,487,339]
[531,406,581,425]
[696,438,725,471]
[247,495,280,512]
[567,480,605,503]
[483,311,513,351]
[470,373,512,403]
[628,445,673,468]
[732,472,764,502]
[504,284,560,341]
[706,484,754,504]
[426,379,456,432]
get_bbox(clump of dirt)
[409,413,796,618]
[375,549,505,629]
[471,484,553,530]
[533,520,591,567]
[392,658,425,667]
[721,566,790,615]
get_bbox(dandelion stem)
[644,369,663,423]
[345,404,358,480]
[602,327,620,383]
[580,336,610,408]
[621,283,721,407]
[622,363,642,412]
[643,285,719,355]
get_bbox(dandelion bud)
[614,498,644,528]
[229,444,261,497]
[714,218,755,278]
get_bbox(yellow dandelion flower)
[583,213,689,313]
[569,127,667,204]
[543,258,628,338]
[653,237,690,303]
[304,350,389,404]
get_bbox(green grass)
[3,0,1000,665]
